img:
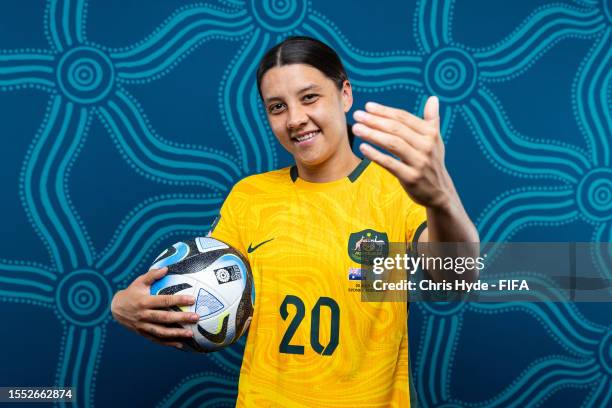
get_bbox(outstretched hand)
[352,96,458,211]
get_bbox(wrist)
[428,168,461,211]
[429,187,460,215]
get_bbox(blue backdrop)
[0,0,611,407]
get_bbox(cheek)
[266,116,282,135]
[313,106,345,138]
[309,106,332,130]
[268,117,291,145]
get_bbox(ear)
[341,80,353,112]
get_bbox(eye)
[303,93,319,103]
[268,103,286,114]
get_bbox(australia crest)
[348,229,388,264]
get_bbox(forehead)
[260,64,335,99]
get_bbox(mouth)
[291,129,320,145]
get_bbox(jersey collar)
[290,158,371,184]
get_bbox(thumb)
[423,95,440,128]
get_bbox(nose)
[286,105,308,130]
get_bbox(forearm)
[421,190,480,283]
[426,194,478,243]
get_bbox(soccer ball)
[149,237,254,352]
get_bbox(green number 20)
[279,295,340,356]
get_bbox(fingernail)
[191,313,200,321]
[365,101,381,110]
[352,123,366,135]
[184,330,193,337]
[186,296,196,304]
[353,110,367,120]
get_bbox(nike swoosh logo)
[198,314,229,344]
[247,238,274,253]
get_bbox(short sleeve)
[209,185,248,258]
[405,202,427,245]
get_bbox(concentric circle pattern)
[56,47,115,104]
[2,0,611,406]
[249,0,307,32]
[55,270,113,327]
[577,168,612,222]
[424,47,477,103]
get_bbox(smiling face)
[260,64,353,168]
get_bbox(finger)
[139,323,193,339]
[364,101,435,136]
[140,267,168,286]
[359,143,419,183]
[423,96,440,129]
[145,294,196,309]
[142,310,200,325]
[352,123,425,165]
[353,110,428,150]
[139,330,185,349]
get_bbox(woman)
[111,36,478,407]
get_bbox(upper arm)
[417,226,429,245]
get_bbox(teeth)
[295,131,319,142]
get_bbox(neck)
[295,143,361,183]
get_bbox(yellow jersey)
[211,159,427,407]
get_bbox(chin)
[295,151,329,167]
[289,138,336,167]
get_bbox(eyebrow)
[264,84,322,104]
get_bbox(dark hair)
[256,36,355,147]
